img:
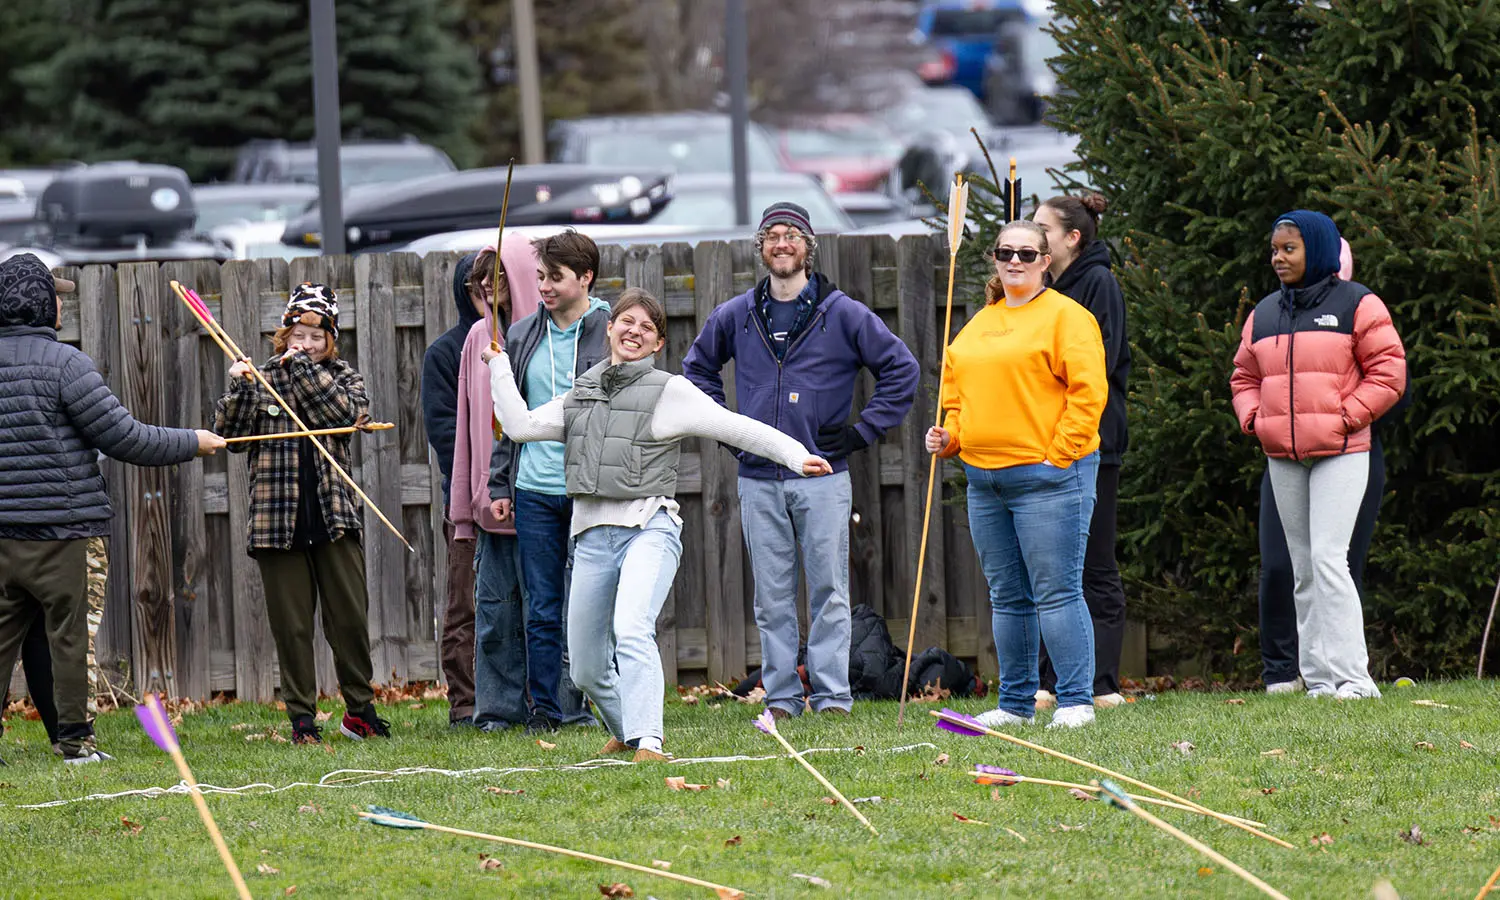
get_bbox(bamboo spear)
[754,710,877,835]
[489,158,516,442]
[222,422,394,444]
[971,767,1267,827]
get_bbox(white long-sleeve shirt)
[488,353,812,536]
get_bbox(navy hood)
[452,251,483,329]
[0,253,59,328]
[1274,210,1341,288]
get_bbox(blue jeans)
[738,472,853,714]
[473,531,527,729]
[966,453,1099,715]
[513,489,593,724]
[568,511,683,744]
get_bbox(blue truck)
[916,0,1032,103]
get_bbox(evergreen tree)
[14,0,480,180]
[1018,0,1500,676]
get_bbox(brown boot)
[632,748,670,763]
[599,737,631,756]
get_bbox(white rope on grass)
[15,742,939,810]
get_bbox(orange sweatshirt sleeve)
[938,351,963,458]
[1045,320,1108,466]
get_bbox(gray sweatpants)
[1266,452,1380,697]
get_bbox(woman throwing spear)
[214,283,389,745]
[482,288,831,761]
[925,221,1108,730]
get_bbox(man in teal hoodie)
[488,230,609,732]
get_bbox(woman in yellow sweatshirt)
[926,220,1108,730]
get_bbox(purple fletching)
[974,764,1018,777]
[135,694,179,754]
[935,708,986,736]
[753,709,777,735]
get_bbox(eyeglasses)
[764,231,807,246]
[987,247,1041,263]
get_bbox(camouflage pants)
[84,537,106,713]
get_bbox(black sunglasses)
[986,246,1042,263]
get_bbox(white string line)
[15,742,938,810]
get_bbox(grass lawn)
[1,680,1497,899]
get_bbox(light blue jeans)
[567,511,683,745]
[739,472,853,715]
[966,453,1099,715]
[473,531,527,730]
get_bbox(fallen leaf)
[119,817,143,836]
[716,779,731,789]
[1067,788,1095,802]
[1398,825,1425,845]
[651,860,672,870]
[1197,867,1214,877]
[230,723,253,731]
[664,777,710,792]
[933,752,950,766]
[256,864,280,876]
[1310,832,1334,846]
[681,695,699,705]
[791,873,833,889]
[1171,741,1195,756]
[990,788,1002,802]
[478,857,504,872]
[1223,698,1246,705]
[485,787,525,795]
[1261,788,1277,795]
[1414,741,1436,752]
[820,796,838,805]
[1186,788,1201,799]
[1460,740,1475,750]
[952,813,990,825]
[716,889,747,900]
[598,883,634,898]
[314,710,332,723]
[284,887,297,896]
[853,745,866,755]
[723,835,742,847]
[1261,748,1286,757]
[537,740,557,750]
[296,805,319,814]
[408,702,424,709]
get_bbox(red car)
[773,116,905,194]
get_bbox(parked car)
[834,192,910,230]
[192,183,318,233]
[0,199,45,250]
[548,113,786,175]
[880,84,1002,146]
[232,138,456,188]
[396,223,736,255]
[0,164,85,203]
[983,14,1063,124]
[772,115,904,194]
[8,161,229,265]
[210,221,321,261]
[916,0,1030,101]
[280,164,674,253]
[643,172,854,232]
[887,124,1080,211]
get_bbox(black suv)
[232,138,456,188]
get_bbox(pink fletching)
[184,287,213,321]
[134,694,179,754]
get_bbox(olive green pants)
[0,538,92,753]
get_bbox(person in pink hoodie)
[451,236,542,731]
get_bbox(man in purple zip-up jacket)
[683,202,919,718]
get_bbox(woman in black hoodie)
[1032,193,1132,708]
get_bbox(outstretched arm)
[486,351,565,443]
[651,376,828,476]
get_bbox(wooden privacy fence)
[25,233,1011,703]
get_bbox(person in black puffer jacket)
[0,253,222,765]
[1033,194,1132,708]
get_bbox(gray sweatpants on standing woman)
[739,471,853,715]
[1266,452,1380,698]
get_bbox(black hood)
[452,251,483,330]
[1053,239,1113,296]
[0,253,59,328]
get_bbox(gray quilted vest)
[563,356,679,500]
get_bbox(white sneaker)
[1047,705,1096,729]
[1335,684,1381,700]
[975,708,1035,729]
[1305,686,1335,699]
[1266,677,1305,695]
[1034,690,1057,710]
[1093,693,1126,708]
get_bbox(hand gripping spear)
[169,281,413,551]
[897,172,968,727]
[490,158,516,442]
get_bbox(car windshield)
[194,197,313,231]
[649,182,852,230]
[930,8,1024,37]
[781,126,902,160]
[582,129,783,174]
[882,90,992,135]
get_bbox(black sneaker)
[524,713,559,735]
[61,744,114,766]
[449,716,477,730]
[291,716,323,744]
[340,706,391,740]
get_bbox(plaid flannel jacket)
[214,354,369,552]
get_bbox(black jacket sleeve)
[61,353,198,466]
[421,340,460,483]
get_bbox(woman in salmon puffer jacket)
[1230,210,1406,701]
